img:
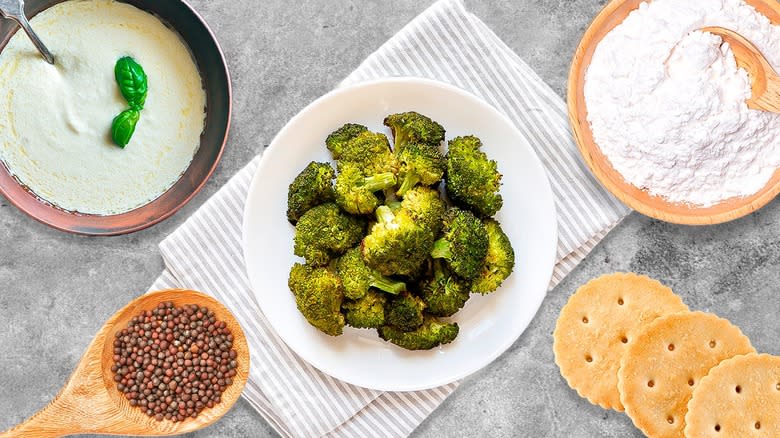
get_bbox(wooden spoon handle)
[752,72,780,113]
[0,344,115,437]
[0,400,79,437]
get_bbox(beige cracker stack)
[618,312,755,437]
[553,273,688,411]
[554,272,776,438]
[685,353,780,437]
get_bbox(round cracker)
[618,311,755,438]
[685,354,780,437]
[553,272,688,411]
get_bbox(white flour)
[585,0,780,207]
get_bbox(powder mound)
[585,0,780,207]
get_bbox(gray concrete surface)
[1,0,778,436]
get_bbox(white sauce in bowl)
[0,0,206,215]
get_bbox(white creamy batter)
[0,0,206,215]
[585,0,780,207]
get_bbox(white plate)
[242,78,557,391]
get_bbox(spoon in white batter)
[0,0,54,64]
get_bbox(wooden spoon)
[702,26,780,113]
[0,289,250,437]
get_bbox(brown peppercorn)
[111,302,238,422]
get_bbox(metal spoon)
[702,26,780,114]
[0,0,54,64]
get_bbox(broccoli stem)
[430,238,452,260]
[393,132,407,152]
[362,172,396,192]
[375,205,395,224]
[432,258,446,280]
[370,275,406,295]
[386,201,403,212]
[396,173,421,197]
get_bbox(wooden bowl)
[0,0,231,235]
[0,290,250,437]
[568,0,780,225]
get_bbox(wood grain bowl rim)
[0,0,231,236]
[567,0,780,225]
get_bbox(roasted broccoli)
[471,219,515,294]
[334,163,396,215]
[286,161,335,223]
[326,123,368,159]
[400,186,446,235]
[288,263,345,336]
[395,142,445,196]
[379,316,459,350]
[362,206,435,277]
[287,115,513,351]
[420,259,470,317]
[336,131,397,175]
[430,207,489,280]
[446,136,503,217]
[336,247,406,299]
[342,290,387,329]
[294,203,366,266]
[385,291,426,331]
[384,112,445,153]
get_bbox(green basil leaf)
[111,109,140,148]
[115,56,148,110]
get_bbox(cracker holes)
[647,380,655,388]
[668,343,675,351]
[714,424,721,432]
[755,421,761,430]
[585,354,593,363]
[735,385,741,394]
[620,336,628,344]
[617,298,624,305]
[582,316,589,324]
[688,378,694,386]
[709,340,717,348]
[666,416,674,424]
[776,382,780,391]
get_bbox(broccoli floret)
[336,247,406,299]
[342,290,387,329]
[395,142,445,196]
[385,291,425,331]
[430,207,489,280]
[288,263,345,336]
[379,316,459,350]
[336,131,397,175]
[446,136,503,217]
[361,206,435,277]
[384,112,445,153]
[294,203,366,266]
[400,186,446,235]
[287,162,335,223]
[326,123,368,159]
[471,219,515,294]
[334,163,396,215]
[420,259,470,317]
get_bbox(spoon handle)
[752,73,780,113]
[0,357,108,437]
[0,401,73,437]
[0,0,54,64]
[15,11,54,64]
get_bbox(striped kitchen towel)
[148,0,630,436]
